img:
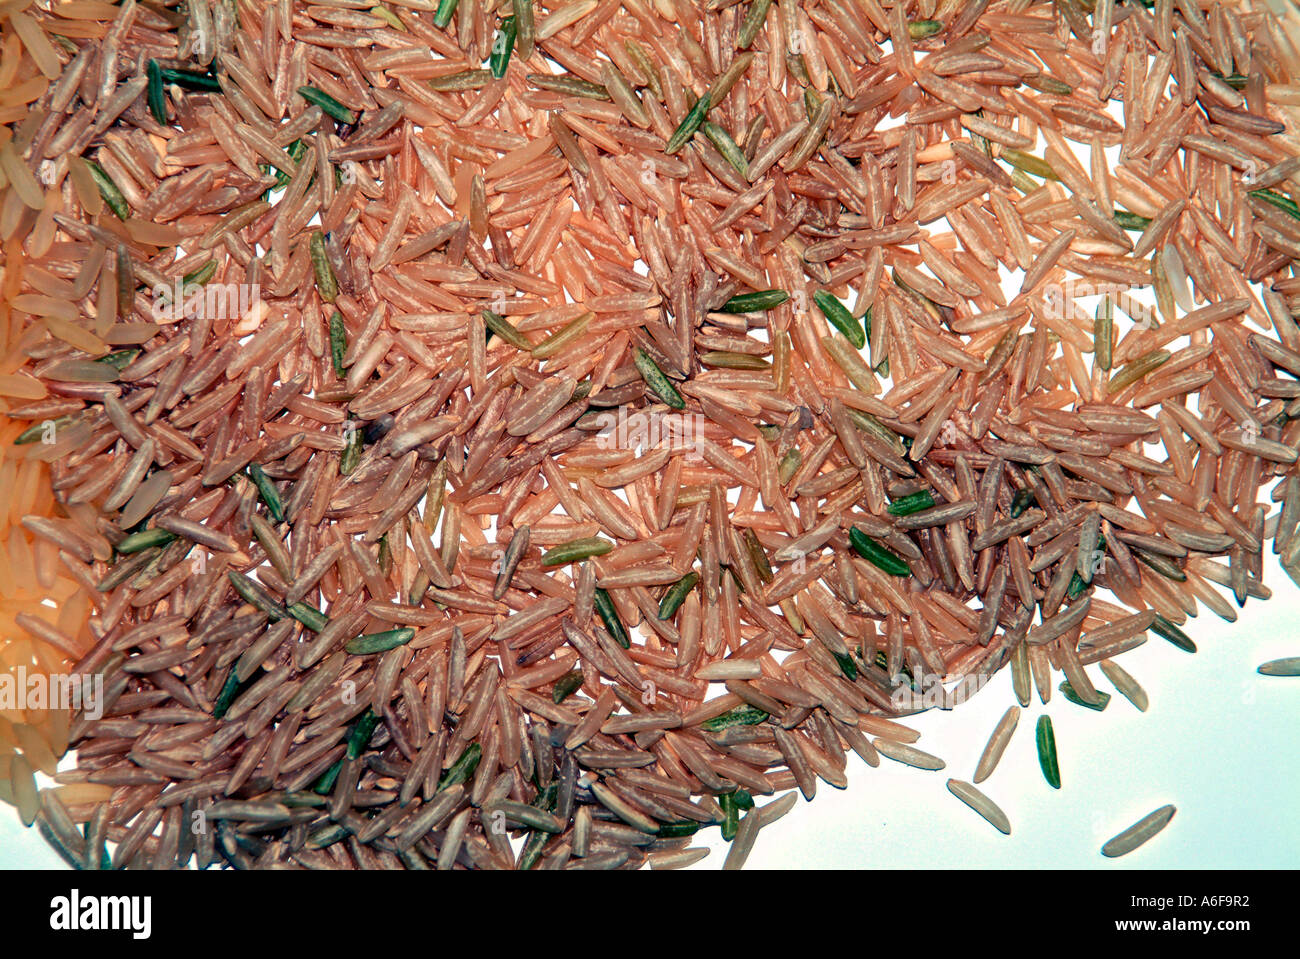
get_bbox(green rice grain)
[212,671,251,720]
[484,310,532,351]
[146,59,166,124]
[1113,209,1152,231]
[1150,614,1196,652]
[312,759,343,795]
[887,489,936,516]
[84,160,129,220]
[778,448,801,485]
[489,16,518,78]
[1108,349,1170,394]
[1251,188,1300,221]
[1133,549,1187,582]
[594,587,630,648]
[1059,681,1110,711]
[848,528,910,577]
[116,527,176,554]
[633,347,686,410]
[657,820,701,838]
[700,705,769,731]
[542,537,613,566]
[657,572,699,620]
[95,349,140,371]
[1000,148,1058,180]
[438,743,482,791]
[310,231,338,303]
[297,85,358,124]
[720,289,789,313]
[1036,715,1061,789]
[433,0,459,28]
[667,94,711,154]
[1010,488,1036,518]
[701,121,748,177]
[329,311,347,376]
[288,603,329,632]
[552,671,584,703]
[15,416,70,444]
[247,463,284,523]
[340,425,363,476]
[738,0,772,49]
[346,627,415,655]
[228,570,287,620]
[158,67,222,92]
[908,19,943,37]
[813,290,865,348]
[527,74,610,100]
[346,709,381,759]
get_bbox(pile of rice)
[1,0,1298,869]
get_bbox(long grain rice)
[1100,804,1177,858]
[2,0,1299,874]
